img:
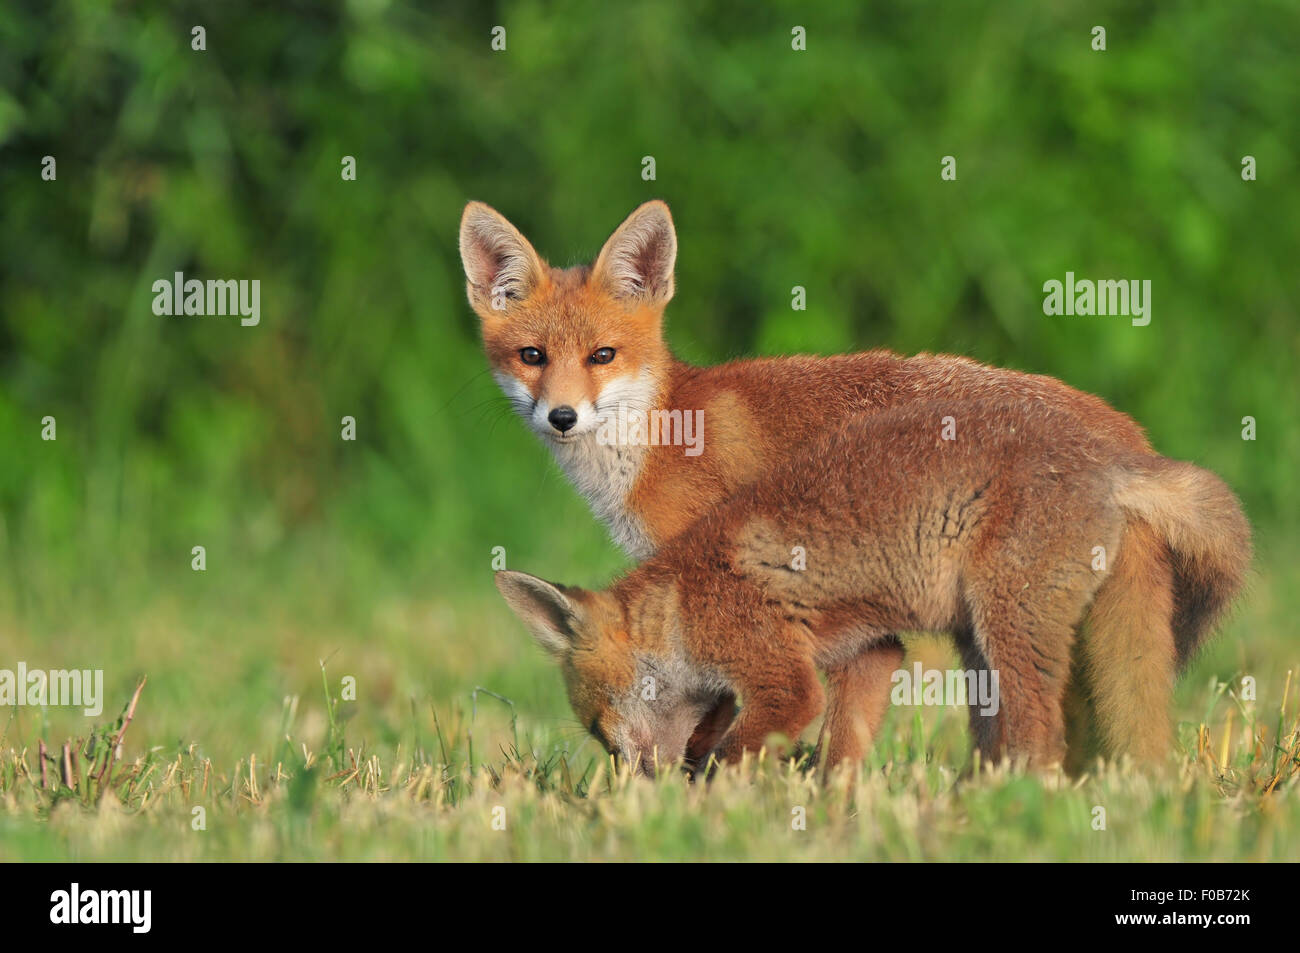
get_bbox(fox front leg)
[685,692,737,770]
[708,660,824,766]
[820,636,905,776]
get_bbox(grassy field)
[1,533,1296,862]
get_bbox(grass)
[1,541,1297,861]
[0,672,1296,862]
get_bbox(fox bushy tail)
[1114,458,1252,664]
[1082,458,1251,761]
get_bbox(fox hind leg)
[965,569,1099,769]
[1082,520,1176,764]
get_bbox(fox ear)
[591,200,676,306]
[459,202,546,317]
[495,571,585,657]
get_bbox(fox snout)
[547,405,578,433]
[531,393,595,438]
[495,373,597,439]
[621,742,675,777]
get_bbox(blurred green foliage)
[1,0,1296,618]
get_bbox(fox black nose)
[548,406,578,433]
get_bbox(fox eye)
[519,347,545,366]
[590,347,616,365]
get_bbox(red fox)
[461,200,1250,768]
[494,401,1250,772]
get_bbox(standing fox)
[494,402,1250,772]
[460,200,1250,767]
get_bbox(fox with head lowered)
[460,200,1250,773]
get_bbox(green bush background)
[0,1,1296,777]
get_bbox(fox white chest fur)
[549,432,653,558]
[492,365,662,559]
